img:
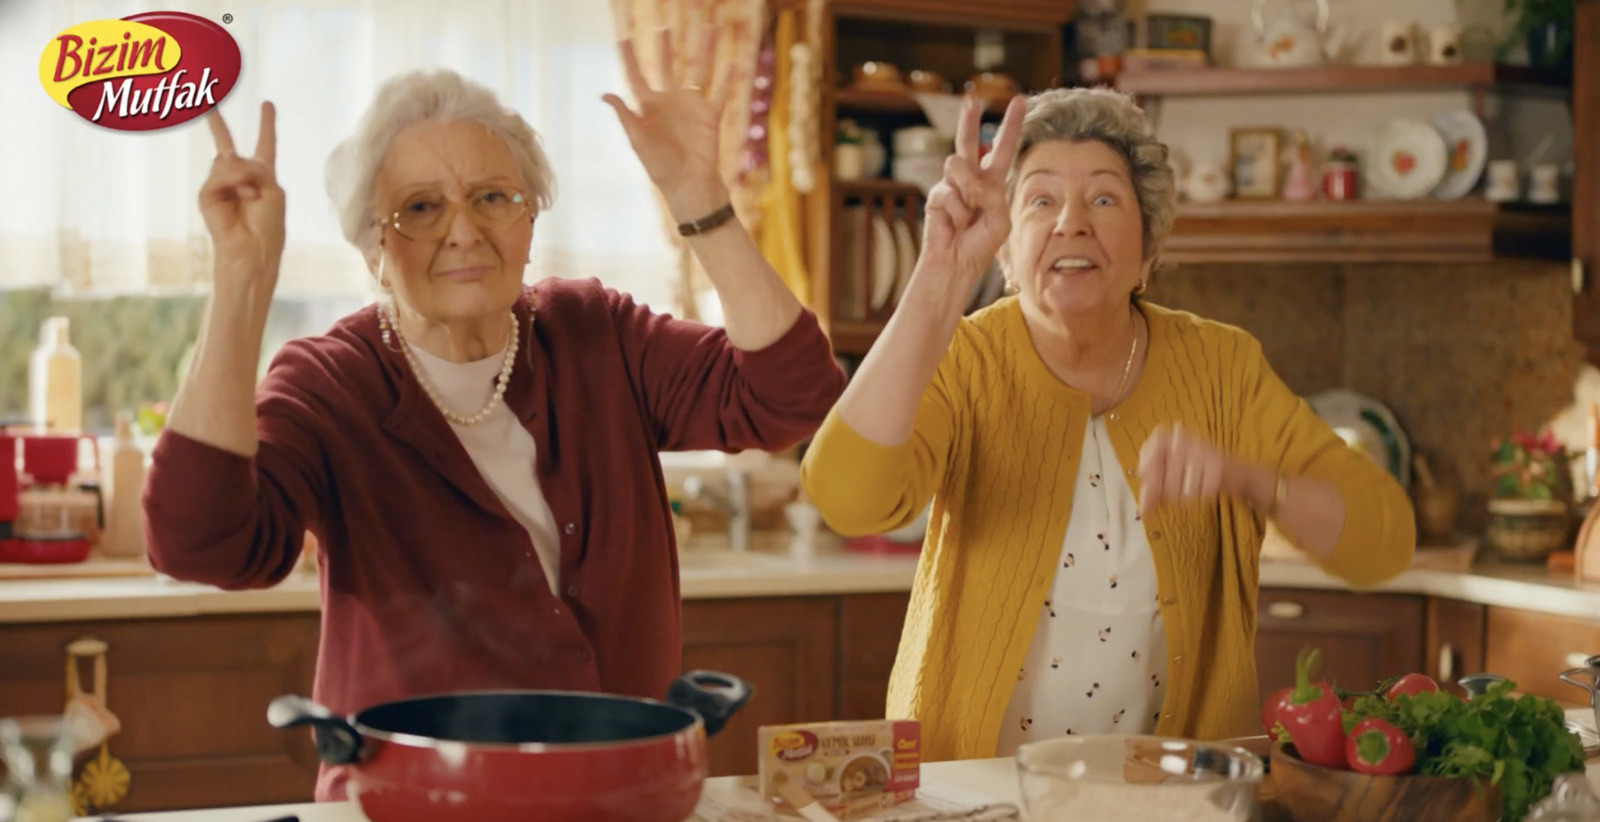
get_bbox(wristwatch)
[677,203,737,237]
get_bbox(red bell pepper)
[1346,717,1416,775]
[1261,686,1293,738]
[1280,648,1347,769]
[1384,673,1440,700]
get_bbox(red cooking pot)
[267,671,751,822]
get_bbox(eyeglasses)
[382,186,532,242]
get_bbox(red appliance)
[268,671,751,822]
[0,429,94,564]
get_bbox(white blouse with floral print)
[996,414,1169,755]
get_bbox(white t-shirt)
[407,340,563,596]
[997,414,1169,754]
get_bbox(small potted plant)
[1498,0,1575,71]
[1486,428,1574,561]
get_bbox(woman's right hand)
[915,93,1026,304]
[199,102,285,294]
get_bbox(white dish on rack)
[1430,110,1488,200]
[869,214,898,312]
[1369,117,1448,200]
[891,218,917,306]
[1307,389,1411,488]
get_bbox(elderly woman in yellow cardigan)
[799,87,1414,760]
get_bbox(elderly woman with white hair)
[143,37,846,800]
[800,87,1414,760]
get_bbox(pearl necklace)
[385,305,518,426]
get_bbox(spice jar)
[1322,145,1360,201]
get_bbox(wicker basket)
[1486,498,1571,562]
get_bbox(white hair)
[1005,87,1177,262]
[324,69,556,256]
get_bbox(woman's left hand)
[1137,422,1240,517]
[604,27,731,220]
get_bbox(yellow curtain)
[753,8,810,305]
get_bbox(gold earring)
[1005,279,1018,294]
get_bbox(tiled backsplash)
[1151,261,1585,531]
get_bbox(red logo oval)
[42,12,240,132]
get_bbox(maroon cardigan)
[142,277,846,800]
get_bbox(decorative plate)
[1430,110,1489,201]
[1368,117,1448,199]
[1307,389,1412,489]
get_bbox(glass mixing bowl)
[1015,735,1265,822]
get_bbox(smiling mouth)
[1048,256,1099,274]
[436,265,494,282]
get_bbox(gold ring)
[683,83,704,93]
[1180,465,1197,497]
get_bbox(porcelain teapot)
[1252,0,1346,67]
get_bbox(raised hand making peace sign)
[198,102,285,294]
[919,94,1027,296]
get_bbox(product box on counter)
[758,719,921,819]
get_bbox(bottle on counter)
[103,414,148,560]
[28,317,82,432]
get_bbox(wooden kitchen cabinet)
[1426,598,1487,697]
[680,592,912,778]
[0,613,320,814]
[1572,0,1600,360]
[837,592,912,720]
[682,597,839,778]
[1254,588,1426,697]
[1485,605,1600,706]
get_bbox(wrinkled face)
[370,118,534,325]
[1003,139,1150,319]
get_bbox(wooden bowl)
[1269,743,1499,822]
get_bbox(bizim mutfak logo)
[39,12,241,132]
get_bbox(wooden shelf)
[836,178,926,199]
[829,320,888,356]
[1116,62,1571,98]
[1163,199,1570,264]
[832,87,1010,115]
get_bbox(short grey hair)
[1005,87,1176,261]
[324,69,557,256]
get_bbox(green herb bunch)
[1342,678,1585,821]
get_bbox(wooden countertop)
[2,537,1599,624]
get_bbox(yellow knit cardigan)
[799,298,1415,761]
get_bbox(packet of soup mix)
[759,720,921,819]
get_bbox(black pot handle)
[667,670,753,737]
[266,694,365,765]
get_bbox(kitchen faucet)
[681,466,750,553]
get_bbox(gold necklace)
[1107,309,1141,410]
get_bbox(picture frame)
[1229,127,1283,200]
[1143,14,1213,55]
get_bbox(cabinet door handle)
[1439,642,1457,683]
[1575,257,1587,296]
[1266,601,1305,620]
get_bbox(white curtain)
[0,0,682,310]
